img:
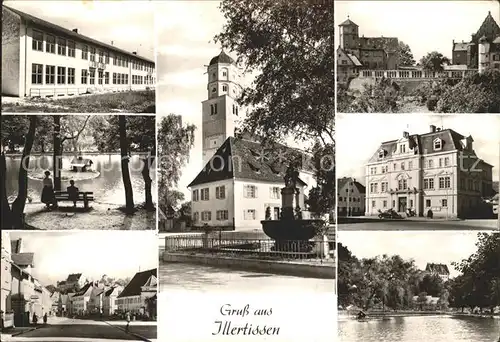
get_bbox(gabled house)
[425,263,450,282]
[337,177,366,216]
[116,269,157,317]
[102,285,123,316]
[69,282,94,315]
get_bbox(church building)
[189,51,316,231]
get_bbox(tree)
[3,116,37,228]
[1,115,29,152]
[213,0,334,144]
[118,116,135,212]
[418,274,444,297]
[158,115,195,215]
[398,41,415,67]
[420,51,450,72]
[306,142,335,217]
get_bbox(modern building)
[425,263,450,282]
[102,285,123,316]
[365,125,494,218]
[452,11,500,71]
[190,52,317,230]
[116,268,157,317]
[1,4,155,98]
[338,16,399,71]
[337,177,366,216]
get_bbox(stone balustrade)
[359,69,479,80]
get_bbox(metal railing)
[164,235,335,263]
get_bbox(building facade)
[425,263,450,282]
[102,286,123,316]
[116,269,157,317]
[2,5,155,97]
[365,125,494,218]
[338,17,399,70]
[337,177,366,216]
[69,282,93,315]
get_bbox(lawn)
[2,90,155,113]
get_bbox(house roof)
[368,128,470,163]
[338,177,366,194]
[209,50,235,66]
[11,253,34,267]
[117,268,157,298]
[73,282,93,297]
[188,136,313,188]
[426,263,450,275]
[339,18,358,27]
[104,286,122,297]
[358,37,399,52]
[347,53,362,66]
[66,273,82,282]
[473,11,500,42]
[3,4,154,64]
[11,239,22,253]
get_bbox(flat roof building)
[2,4,156,97]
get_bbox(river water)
[339,315,499,341]
[5,154,157,206]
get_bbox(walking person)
[43,312,48,324]
[32,312,38,325]
[41,171,56,209]
[125,311,131,333]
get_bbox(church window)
[222,84,228,92]
[223,71,227,77]
[210,103,218,115]
[212,87,216,93]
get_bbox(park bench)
[54,191,94,209]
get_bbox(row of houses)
[53,269,157,319]
[1,232,53,328]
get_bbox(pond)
[338,315,499,341]
[5,153,157,206]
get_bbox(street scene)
[0,231,157,342]
[338,231,500,342]
[1,114,156,230]
[156,0,334,290]
[1,1,155,113]
[336,0,500,113]
[337,114,499,231]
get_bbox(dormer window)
[433,138,442,151]
[378,149,385,158]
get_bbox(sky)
[338,230,486,278]
[335,0,500,61]
[5,0,154,60]
[155,1,256,200]
[337,114,500,184]
[8,231,157,287]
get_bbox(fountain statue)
[261,165,328,255]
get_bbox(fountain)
[261,166,328,254]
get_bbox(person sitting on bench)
[67,180,79,207]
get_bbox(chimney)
[403,131,409,138]
[430,125,436,133]
[72,28,78,33]
[132,51,137,55]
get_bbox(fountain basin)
[261,219,326,240]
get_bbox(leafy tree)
[436,69,500,113]
[1,115,29,152]
[418,274,444,297]
[2,116,37,228]
[213,0,334,144]
[306,142,335,218]
[338,79,401,113]
[157,115,195,215]
[419,51,450,72]
[398,41,415,67]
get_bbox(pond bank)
[21,202,155,230]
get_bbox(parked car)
[378,208,403,219]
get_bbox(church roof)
[339,18,358,27]
[473,11,500,42]
[209,50,235,66]
[188,136,313,188]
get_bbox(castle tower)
[478,35,490,73]
[202,51,242,165]
[339,17,359,51]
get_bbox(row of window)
[209,103,240,116]
[32,64,152,86]
[193,186,281,202]
[338,197,362,202]
[369,176,452,193]
[370,198,449,209]
[32,29,154,72]
[369,157,451,175]
[193,209,259,222]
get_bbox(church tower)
[202,51,242,165]
[339,17,359,51]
